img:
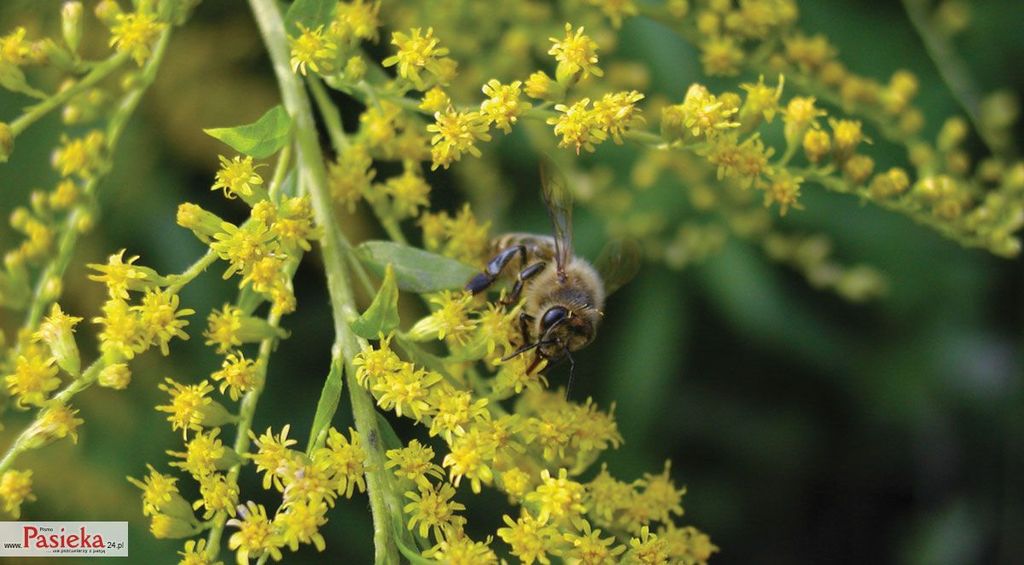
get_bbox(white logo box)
[0,522,128,557]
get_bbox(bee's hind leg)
[465,245,528,295]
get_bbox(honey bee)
[465,159,640,376]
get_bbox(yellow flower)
[662,84,739,140]
[4,345,60,408]
[802,129,831,163]
[403,483,466,541]
[177,538,222,565]
[109,9,165,65]
[204,305,244,353]
[372,364,441,421]
[26,405,84,446]
[658,523,717,564]
[625,526,670,563]
[385,439,445,489]
[442,427,496,493]
[0,470,35,518]
[352,334,402,388]
[829,118,866,157]
[524,71,560,101]
[327,144,375,212]
[562,519,626,564]
[548,98,607,154]
[193,473,239,520]
[382,27,451,89]
[740,74,785,123]
[98,362,132,390]
[549,23,603,81]
[211,353,261,401]
[593,90,645,144]
[442,204,491,264]
[312,427,368,498]
[272,195,318,251]
[87,249,160,300]
[383,168,431,219]
[410,290,479,345]
[497,509,559,565]
[332,0,380,41]
[429,387,490,441]
[636,461,686,523]
[211,221,274,279]
[168,428,236,479]
[156,378,223,438]
[248,425,300,491]
[279,460,337,508]
[289,24,336,76]
[762,169,804,216]
[526,468,586,523]
[33,303,83,375]
[420,86,450,113]
[427,108,491,170]
[585,465,634,526]
[127,464,184,517]
[211,155,264,200]
[135,289,194,355]
[700,35,744,76]
[274,499,328,552]
[588,0,639,28]
[425,533,499,564]
[227,502,283,564]
[0,27,31,65]
[480,80,530,133]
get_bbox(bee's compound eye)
[540,306,568,331]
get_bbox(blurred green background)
[2,1,1023,563]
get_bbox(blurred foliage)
[0,0,1022,564]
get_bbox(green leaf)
[351,263,400,339]
[203,105,293,159]
[306,354,344,453]
[284,0,337,35]
[356,241,477,294]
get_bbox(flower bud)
[98,363,131,389]
[61,2,84,53]
[176,203,224,244]
[149,513,198,539]
[94,0,123,27]
[199,400,238,428]
[34,304,81,376]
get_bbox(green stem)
[247,0,401,562]
[9,52,131,137]
[205,306,285,560]
[19,28,174,339]
[900,0,997,154]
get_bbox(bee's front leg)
[502,262,545,306]
[518,311,535,347]
[465,245,528,295]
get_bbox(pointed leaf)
[203,105,293,159]
[351,264,400,338]
[356,241,477,294]
[306,354,344,453]
[284,0,337,34]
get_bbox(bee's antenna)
[501,341,541,362]
[563,349,576,400]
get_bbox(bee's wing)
[595,238,641,296]
[539,158,573,280]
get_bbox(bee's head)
[536,304,598,359]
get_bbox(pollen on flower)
[127,465,179,516]
[156,378,217,438]
[427,108,491,170]
[548,98,608,154]
[289,24,337,76]
[383,168,431,219]
[204,304,244,353]
[4,344,60,408]
[442,428,496,493]
[328,145,375,212]
[525,468,587,523]
[372,364,441,421]
[311,427,368,498]
[248,425,300,492]
[275,499,328,552]
[593,90,645,144]
[87,249,159,300]
[108,9,166,65]
[211,155,264,200]
[386,439,445,489]
[497,509,559,565]
[382,27,452,89]
[168,428,231,479]
[227,501,284,565]
[410,290,479,344]
[332,0,381,41]
[480,80,530,133]
[194,472,240,520]
[549,23,604,81]
[28,404,84,446]
[352,334,402,387]
[135,289,194,355]
[403,482,466,541]
[211,352,261,401]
